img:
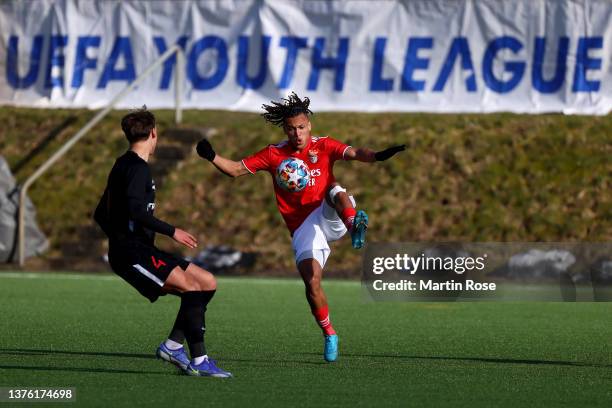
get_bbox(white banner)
[0,0,610,114]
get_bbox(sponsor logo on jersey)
[308,168,321,186]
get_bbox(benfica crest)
[308,149,318,164]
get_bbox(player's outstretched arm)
[211,155,250,178]
[196,138,250,178]
[344,144,406,163]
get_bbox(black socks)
[168,290,216,358]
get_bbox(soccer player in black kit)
[94,108,231,378]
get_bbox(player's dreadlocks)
[261,92,313,127]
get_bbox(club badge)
[308,149,318,164]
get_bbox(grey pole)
[175,48,184,125]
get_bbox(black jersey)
[94,150,174,246]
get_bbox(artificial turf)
[0,272,610,407]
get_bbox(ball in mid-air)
[275,158,310,192]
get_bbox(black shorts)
[108,241,190,303]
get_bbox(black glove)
[196,138,216,161]
[374,145,405,161]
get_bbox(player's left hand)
[374,145,406,161]
[173,228,198,249]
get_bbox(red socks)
[340,207,357,231]
[312,305,336,336]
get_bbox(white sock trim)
[192,355,208,365]
[164,339,183,350]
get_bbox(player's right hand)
[173,228,198,249]
[196,138,216,161]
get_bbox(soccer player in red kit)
[196,93,404,362]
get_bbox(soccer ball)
[275,158,310,192]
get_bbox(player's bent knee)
[186,263,217,291]
[327,184,347,205]
[164,266,200,293]
[198,272,216,291]
[186,275,202,292]
[327,182,339,192]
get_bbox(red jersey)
[242,136,350,234]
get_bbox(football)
[275,158,310,192]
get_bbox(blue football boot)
[324,334,339,362]
[351,210,368,249]
[156,342,190,371]
[186,357,233,378]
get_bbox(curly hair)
[261,92,313,127]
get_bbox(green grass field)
[0,273,612,407]
[1,272,611,407]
